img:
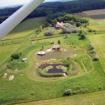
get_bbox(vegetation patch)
[1,15,105,105]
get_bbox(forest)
[1,0,105,23]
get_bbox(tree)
[63,89,72,96]
[47,13,89,27]
[11,53,22,60]
[78,30,87,40]
[62,23,77,34]
[58,40,61,45]
[79,34,86,40]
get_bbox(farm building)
[55,22,64,29]
[52,44,61,51]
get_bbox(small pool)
[48,68,65,73]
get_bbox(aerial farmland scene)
[1,0,105,105]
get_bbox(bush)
[62,23,77,34]
[11,53,22,60]
[7,60,27,70]
[47,13,89,27]
[88,45,99,61]
[44,30,54,36]
[92,54,99,61]
[79,34,86,40]
[58,40,61,44]
[88,44,94,50]
[78,31,87,40]
[63,89,72,96]
[76,22,82,27]
[88,29,96,33]
[63,88,89,96]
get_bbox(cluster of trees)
[1,0,105,23]
[63,88,89,96]
[62,23,77,34]
[0,6,21,23]
[47,13,89,27]
[10,52,22,61]
[78,30,87,40]
[7,52,27,70]
[88,44,99,61]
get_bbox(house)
[37,51,46,56]
[55,22,64,29]
[52,44,61,51]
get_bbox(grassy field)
[17,90,105,105]
[89,34,105,72]
[2,17,46,40]
[1,17,105,105]
[76,9,105,19]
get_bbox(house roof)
[37,51,46,55]
[55,22,64,28]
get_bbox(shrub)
[92,54,99,61]
[11,53,22,60]
[76,22,82,27]
[47,13,89,27]
[63,89,72,96]
[78,30,87,40]
[88,29,96,33]
[79,34,86,40]
[58,40,61,44]
[88,44,94,50]
[62,23,77,34]
[88,45,99,61]
[44,30,54,36]
[7,60,27,70]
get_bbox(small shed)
[52,44,61,51]
[22,58,28,62]
[37,51,46,56]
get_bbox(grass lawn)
[88,34,105,72]
[0,35,105,105]
[2,17,46,40]
[17,90,105,105]
[0,44,20,65]
[0,17,105,105]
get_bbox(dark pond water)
[48,68,64,73]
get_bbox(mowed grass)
[88,19,105,32]
[0,17,105,105]
[0,35,105,105]
[0,44,20,65]
[2,17,46,40]
[17,90,105,105]
[88,34,105,72]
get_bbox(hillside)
[76,9,105,19]
[2,17,46,40]
[1,0,105,23]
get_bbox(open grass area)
[17,90,105,105]
[88,34,105,72]
[0,44,20,64]
[2,17,46,40]
[1,17,105,105]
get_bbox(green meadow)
[1,17,105,105]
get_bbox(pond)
[39,63,68,75]
[48,68,65,73]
